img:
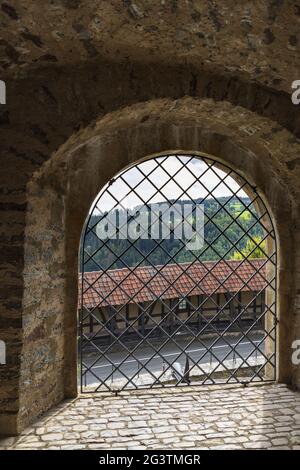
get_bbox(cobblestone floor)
[1,383,300,450]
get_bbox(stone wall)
[19,96,299,432]
[1,1,300,435]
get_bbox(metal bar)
[80,154,277,392]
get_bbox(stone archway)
[15,97,299,433]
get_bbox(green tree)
[232,236,266,260]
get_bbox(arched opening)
[19,97,296,434]
[79,152,277,392]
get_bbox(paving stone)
[89,424,107,431]
[60,444,87,450]
[249,434,269,441]
[176,424,189,431]
[162,437,180,444]
[80,431,100,439]
[63,432,81,440]
[107,421,125,430]
[128,421,148,428]
[14,442,49,449]
[224,436,248,444]
[100,430,118,438]
[271,437,289,446]
[40,433,64,442]
[72,424,89,432]
[210,445,242,450]
[244,440,271,449]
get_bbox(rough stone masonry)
[1,0,300,438]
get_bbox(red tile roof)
[80,259,267,309]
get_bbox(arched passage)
[19,97,298,432]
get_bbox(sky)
[91,156,248,213]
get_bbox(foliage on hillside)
[81,197,266,272]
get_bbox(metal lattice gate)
[79,154,277,393]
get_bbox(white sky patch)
[90,156,248,213]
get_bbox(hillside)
[81,197,265,272]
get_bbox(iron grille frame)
[79,153,278,393]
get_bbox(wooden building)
[80,259,267,342]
